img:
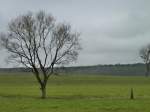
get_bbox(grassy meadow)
[0,72,150,112]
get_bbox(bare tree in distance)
[139,44,150,77]
[0,11,81,99]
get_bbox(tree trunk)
[146,71,149,77]
[41,84,46,99]
[146,64,149,77]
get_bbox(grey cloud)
[0,0,149,67]
[98,13,150,38]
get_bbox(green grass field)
[0,73,150,112]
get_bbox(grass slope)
[0,73,150,112]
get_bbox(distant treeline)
[0,63,146,76]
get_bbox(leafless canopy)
[139,44,150,77]
[140,44,150,63]
[0,11,81,98]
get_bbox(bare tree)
[139,44,150,77]
[0,11,81,99]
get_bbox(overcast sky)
[0,0,150,67]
